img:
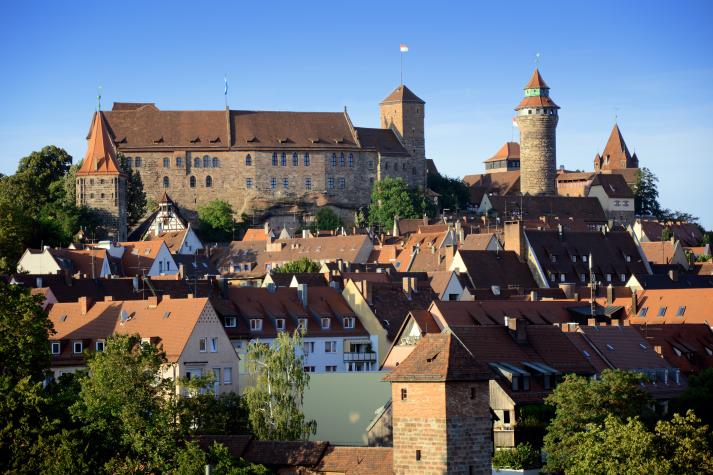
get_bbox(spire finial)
[534,52,541,67]
[613,106,620,124]
[97,85,102,111]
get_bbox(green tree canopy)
[118,154,147,228]
[543,369,653,472]
[314,207,343,231]
[427,173,470,211]
[274,257,321,273]
[631,167,661,217]
[244,330,317,440]
[198,199,235,242]
[368,177,419,231]
[673,367,713,427]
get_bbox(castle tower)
[515,69,559,195]
[76,112,128,241]
[380,84,426,163]
[385,332,492,474]
[594,124,639,171]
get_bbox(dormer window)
[606,274,612,282]
[297,318,308,331]
[250,319,263,331]
[50,342,60,355]
[276,319,286,331]
[571,255,577,263]
[550,254,557,263]
[343,317,355,329]
[620,274,627,282]
[224,316,237,328]
[73,341,83,354]
[321,317,330,329]
[582,255,588,263]
[580,274,587,282]
[95,340,105,352]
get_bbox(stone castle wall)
[517,114,558,196]
[391,381,492,475]
[76,175,127,240]
[123,149,424,221]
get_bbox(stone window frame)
[206,176,213,188]
[203,155,211,168]
[339,153,345,167]
[163,176,170,188]
[194,157,201,168]
[271,177,277,189]
[212,157,220,168]
[189,176,196,188]
[162,157,170,168]
[304,153,310,166]
[280,152,287,167]
[176,156,183,168]
[338,177,345,189]
[331,153,337,167]
[272,153,278,166]
[327,177,335,190]
[245,154,252,166]
[246,178,253,189]
[304,177,312,190]
[283,177,289,189]
[348,153,354,167]
[292,152,299,167]
[134,157,142,168]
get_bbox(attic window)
[639,343,647,350]
[144,248,151,255]
[245,136,257,143]
[190,137,201,143]
[153,137,164,144]
[426,352,439,363]
[163,311,171,319]
[705,347,713,356]
[639,307,649,317]
[59,314,67,322]
[209,137,221,143]
[277,137,289,144]
[583,350,591,357]
[676,306,686,317]
[334,137,345,144]
[309,138,320,143]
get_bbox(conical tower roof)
[601,124,632,165]
[380,84,425,104]
[77,112,123,176]
[524,68,549,89]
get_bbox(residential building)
[449,249,537,292]
[46,295,239,394]
[483,142,520,174]
[640,240,689,269]
[17,247,114,278]
[119,240,178,277]
[128,192,189,241]
[633,219,704,247]
[478,195,608,231]
[634,324,713,375]
[586,173,635,226]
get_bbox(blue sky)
[1,1,712,227]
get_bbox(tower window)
[304,153,310,166]
[271,177,277,189]
[292,152,298,166]
[283,177,289,189]
[339,153,345,167]
[206,176,212,188]
[203,156,210,168]
[415,450,421,461]
[327,177,334,189]
[176,157,183,167]
[163,176,169,188]
[348,153,354,167]
[470,387,476,399]
[281,152,286,167]
[272,153,278,166]
[189,176,196,188]
[246,178,253,189]
[245,154,252,166]
[304,177,312,190]
[194,157,201,168]
[163,157,170,168]
[338,177,345,189]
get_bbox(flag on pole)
[589,253,593,272]
[512,117,518,128]
[224,75,228,96]
[400,44,409,53]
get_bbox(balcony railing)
[344,352,376,362]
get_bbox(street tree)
[244,330,317,440]
[198,199,235,242]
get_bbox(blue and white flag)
[224,76,228,96]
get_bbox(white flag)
[512,117,518,128]
[400,44,409,53]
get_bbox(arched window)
[245,154,252,166]
[189,176,196,188]
[163,157,170,168]
[194,157,201,168]
[348,153,354,167]
[134,156,142,168]
[280,152,286,167]
[212,157,219,168]
[206,176,213,187]
[203,155,210,168]
[402,162,406,171]
[304,153,310,166]
[272,152,278,166]
[339,153,345,167]
[163,176,170,188]
[176,157,183,167]
[292,152,298,166]
[125,157,133,168]
[331,153,337,166]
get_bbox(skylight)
[676,306,686,317]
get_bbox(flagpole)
[400,51,403,85]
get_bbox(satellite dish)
[120,310,129,322]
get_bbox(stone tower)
[76,112,128,241]
[380,84,426,163]
[594,124,639,171]
[515,69,559,195]
[384,332,492,474]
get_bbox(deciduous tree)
[198,199,235,242]
[274,257,321,273]
[368,177,419,231]
[118,154,147,227]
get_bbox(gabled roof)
[461,233,499,251]
[455,250,537,289]
[639,220,704,247]
[380,84,425,104]
[384,332,491,382]
[77,112,123,176]
[640,241,681,266]
[600,124,634,169]
[524,68,549,89]
[484,142,520,163]
[354,127,410,156]
[589,173,634,199]
[634,324,713,374]
[577,325,673,371]
[617,288,713,325]
[119,240,169,276]
[429,300,591,327]
[46,248,110,277]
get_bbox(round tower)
[515,69,559,195]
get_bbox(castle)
[78,84,428,238]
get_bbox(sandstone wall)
[518,114,558,196]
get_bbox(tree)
[368,177,419,231]
[543,369,652,473]
[314,207,342,231]
[654,410,713,474]
[244,330,316,440]
[427,173,470,211]
[0,178,34,273]
[118,154,147,228]
[661,226,673,241]
[672,367,713,427]
[70,334,180,472]
[274,257,321,273]
[15,145,73,214]
[631,167,661,217]
[198,199,235,242]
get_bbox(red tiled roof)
[598,124,637,170]
[484,142,520,163]
[639,220,704,247]
[429,300,590,327]
[577,325,672,371]
[77,112,123,176]
[315,446,393,474]
[617,288,713,325]
[515,95,559,110]
[524,68,549,89]
[640,241,678,265]
[380,84,425,104]
[455,250,536,289]
[634,324,713,374]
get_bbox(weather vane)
[535,52,541,66]
[97,86,103,111]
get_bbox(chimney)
[668,269,679,282]
[410,276,418,293]
[337,258,344,272]
[361,280,372,305]
[178,263,185,279]
[504,221,525,262]
[35,277,43,289]
[507,317,527,344]
[104,296,113,301]
[423,213,428,225]
[402,276,412,297]
[631,289,638,315]
[611,319,620,326]
[530,290,539,302]
[147,296,159,308]
[455,220,464,243]
[443,245,455,270]
[78,296,93,315]
[606,284,614,306]
[297,283,308,309]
